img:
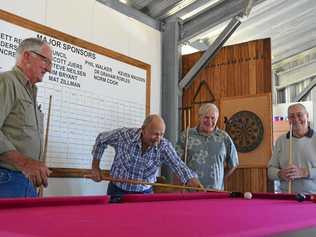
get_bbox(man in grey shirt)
[268,103,316,193]
[0,38,52,197]
[176,103,239,190]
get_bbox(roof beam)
[130,0,155,10]
[145,0,183,18]
[180,0,245,43]
[179,0,255,89]
[295,80,316,102]
[180,0,261,44]
[96,0,161,30]
[179,16,242,89]
[165,0,224,22]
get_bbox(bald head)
[142,114,165,128]
[141,114,165,149]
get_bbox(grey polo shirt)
[0,66,44,170]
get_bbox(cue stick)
[288,123,293,194]
[85,174,217,193]
[183,109,190,164]
[38,95,53,197]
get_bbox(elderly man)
[90,114,203,196]
[176,103,239,190]
[268,103,316,193]
[0,38,52,198]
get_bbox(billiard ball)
[295,193,306,202]
[244,192,252,200]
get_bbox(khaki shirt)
[0,66,44,170]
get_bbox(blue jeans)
[107,182,152,203]
[0,167,37,198]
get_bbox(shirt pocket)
[18,98,36,128]
[116,143,133,168]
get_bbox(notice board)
[0,10,151,177]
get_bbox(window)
[289,78,312,102]
[277,88,286,103]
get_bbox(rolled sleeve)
[91,128,124,160]
[91,133,108,160]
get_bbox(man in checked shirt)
[90,114,203,197]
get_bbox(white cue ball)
[244,192,252,200]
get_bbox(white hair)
[198,103,219,117]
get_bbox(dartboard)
[225,111,264,153]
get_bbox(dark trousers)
[107,182,152,203]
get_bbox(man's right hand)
[20,158,51,187]
[1,151,51,187]
[90,159,102,182]
[90,167,102,182]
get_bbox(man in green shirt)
[0,38,52,198]
[176,103,239,190]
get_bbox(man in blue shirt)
[90,114,203,196]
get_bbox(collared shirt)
[176,127,239,190]
[92,127,196,192]
[0,66,44,170]
[286,126,314,139]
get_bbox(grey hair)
[16,38,48,61]
[287,103,307,115]
[198,103,219,117]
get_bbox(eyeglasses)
[29,50,52,66]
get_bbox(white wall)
[0,0,161,196]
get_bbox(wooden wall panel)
[182,39,271,107]
[225,168,268,193]
[273,120,289,145]
[181,38,272,193]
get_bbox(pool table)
[1,192,316,237]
